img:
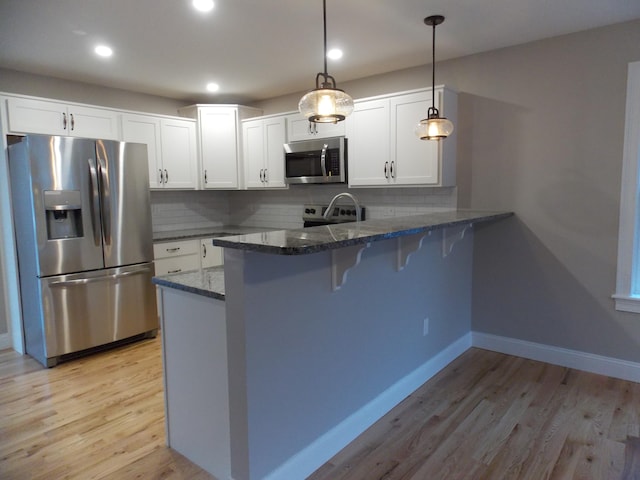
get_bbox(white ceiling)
[0,0,639,104]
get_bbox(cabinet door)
[6,97,68,135]
[263,116,287,188]
[121,113,163,188]
[286,114,346,141]
[69,105,120,140]
[347,99,390,187]
[161,118,197,189]
[242,119,266,189]
[6,97,120,140]
[200,238,224,268]
[199,107,239,189]
[390,91,439,185]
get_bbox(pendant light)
[298,0,353,124]
[415,15,454,140]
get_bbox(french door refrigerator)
[9,134,158,367]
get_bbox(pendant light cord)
[431,20,436,110]
[323,0,328,77]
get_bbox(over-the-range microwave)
[284,136,347,184]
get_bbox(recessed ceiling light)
[193,0,214,12]
[206,82,220,92]
[327,48,343,60]
[94,45,113,58]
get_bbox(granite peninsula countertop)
[211,210,513,255]
[153,266,225,300]
[153,210,513,297]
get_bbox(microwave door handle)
[88,159,102,246]
[320,143,328,176]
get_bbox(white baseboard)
[472,331,640,383]
[0,333,10,351]
[263,332,473,480]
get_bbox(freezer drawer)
[33,263,158,366]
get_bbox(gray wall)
[258,19,640,363]
[0,67,192,116]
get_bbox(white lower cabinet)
[153,240,200,275]
[121,113,197,189]
[154,238,224,275]
[200,238,224,268]
[347,87,457,187]
[242,115,287,189]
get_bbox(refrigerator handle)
[96,143,112,246]
[88,159,102,246]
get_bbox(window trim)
[614,61,640,313]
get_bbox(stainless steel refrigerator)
[9,134,158,367]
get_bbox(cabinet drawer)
[153,239,199,259]
[154,255,200,275]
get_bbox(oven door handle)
[320,143,328,177]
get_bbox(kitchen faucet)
[324,192,361,223]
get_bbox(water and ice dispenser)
[44,190,84,240]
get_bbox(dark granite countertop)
[153,226,274,243]
[211,210,513,255]
[153,266,225,300]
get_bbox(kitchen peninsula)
[153,210,512,480]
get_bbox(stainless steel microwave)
[284,136,347,184]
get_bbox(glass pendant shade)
[415,113,454,140]
[298,0,353,123]
[299,85,354,123]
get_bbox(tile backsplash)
[150,190,229,232]
[151,186,457,232]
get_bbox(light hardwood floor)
[0,337,214,480]
[1,338,640,479]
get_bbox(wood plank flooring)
[0,338,215,480]
[308,348,640,480]
[1,339,640,479]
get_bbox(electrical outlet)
[423,317,429,336]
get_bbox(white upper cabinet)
[286,112,346,142]
[180,105,262,190]
[160,118,198,189]
[347,87,457,188]
[346,99,390,186]
[242,115,287,189]
[121,113,197,189]
[6,96,120,140]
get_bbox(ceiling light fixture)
[415,15,454,141]
[193,0,214,13]
[327,48,343,60]
[298,0,353,124]
[206,82,220,92]
[94,45,113,58]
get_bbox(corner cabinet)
[242,115,288,189]
[121,113,197,189]
[6,96,120,140]
[179,104,262,190]
[285,112,346,141]
[347,87,457,187]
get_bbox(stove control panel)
[302,204,366,223]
